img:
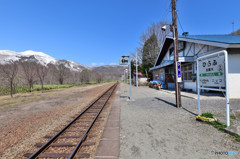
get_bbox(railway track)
[24,82,118,159]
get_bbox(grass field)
[0,81,116,96]
[0,81,116,109]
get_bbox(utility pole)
[172,0,182,108]
[136,52,138,87]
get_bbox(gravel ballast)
[0,83,114,159]
[120,84,240,159]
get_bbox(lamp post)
[122,56,131,100]
[128,58,132,100]
[125,69,128,85]
[124,69,128,93]
[136,52,138,87]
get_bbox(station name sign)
[119,57,129,65]
[198,52,225,87]
[177,61,182,82]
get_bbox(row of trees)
[0,62,106,97]
[131,21,170,80]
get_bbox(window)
[165,68,169,74]
[154,73,159,80]
[169,68,174,74]
[169,47,174,56]
[165,68,174,75]
[182,64,193,81]
[165,67,174,82]
[153,70,159,80]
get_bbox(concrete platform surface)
[95,87,120,159]
[120,83,240,159]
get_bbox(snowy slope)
[0,50,21,64]
[0,50,92,72]
[20,50,57,65]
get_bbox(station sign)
[197,50,229,127]
[119,57,129,65]
[177,61,182,82]
[198,52,225,87]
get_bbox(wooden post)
[172,0,182,108]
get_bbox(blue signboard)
[177,62,182,82]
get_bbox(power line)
[159,0,172,22]
[177,14,184,33]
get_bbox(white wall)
[159,69,165,81]
[168,83,175,89]
[228,53,240,98]
[184,42,195,56]
[184,81,197,92]
[139,77,148,83]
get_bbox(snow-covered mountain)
[56,60,93,72]
[0,50,92,72]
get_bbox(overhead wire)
[176,4,206,57]
[158,0,172,23]
[177,14,184,33]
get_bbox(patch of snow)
[20,50,57,65]
[0,50,93,72]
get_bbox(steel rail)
[68,82,117,159]
[28,83,117,159]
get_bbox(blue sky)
[0,0,239,66]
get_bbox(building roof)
[150,34,240,71]
[178,34,240,44]
[134,73,144,77]
[167,34,240,48]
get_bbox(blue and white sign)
[177,61,182,82]
[119,57,129,65]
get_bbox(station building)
[150,34,240,98]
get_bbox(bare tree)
[0,62,18,97]
[36,63,48,91]
[46,64,57,84]
[21,61,37,92]
[95,72,102,83]
[80,69,91,83]
[12,76,20,94]
[134,21,170,63]
[75,72,82,84]
[140,21,170,48]
[79,72,84,83]
[54,64,68,85]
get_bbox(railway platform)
[94,82,240,159]
[95,86,120,159]
[117,83,240,159]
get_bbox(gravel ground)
[120,83,240,159]
[0,82,114,159]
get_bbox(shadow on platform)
[154,97,197,116]
[154,97,176,108]
[182,107,197,116]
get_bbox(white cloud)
[91,62,97,66]
[109,62,116,65]
[99,62,104,65]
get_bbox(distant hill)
[93,65,127,78]
[231,29,240,35]
[0,50,92,72]
[0,50,126,80]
